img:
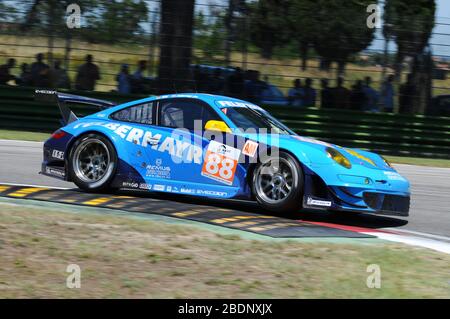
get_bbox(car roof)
[100,93,259,115]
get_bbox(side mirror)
[204,120,231,133]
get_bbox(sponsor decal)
[122,181,139,189]
[201,141,241,185]
[242,140,258,157]
[35,89,57,95]
[217,100,262,111]
[45,167,65,178]
[307,197,332,207]
[73,122,202,164]
[383,171,406,181]
[139,183,152,190]
[159,94,198,99]
[145,158,171,179]
[196,189,228,197]
[153,184,165,191]
[122,181,152,190]
[51,150,65,160]
[292,136,332,147]
[181,187,195,194]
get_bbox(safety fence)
[0,85,449,159]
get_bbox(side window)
[159,99,221,131]
[111,102,154,125]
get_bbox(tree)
[84,0,148,43]
[157,0,196,93]
[384,0,436,113]
[223,0,247,65]
[194,11,225,63]
[312,0,376,79]
[0,2,17,22]
[20,0,73,66]
[287,0,318,71]
[248,0,291,59]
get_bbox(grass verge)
[0,129,49,142]
[0,202,449,298]
[386,155,450,168]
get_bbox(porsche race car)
[41,91,410,215]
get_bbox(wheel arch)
[65,130,120,182]
[247,147,307,198]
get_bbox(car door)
[149,98,244,197]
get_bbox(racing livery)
[41,91,410,215]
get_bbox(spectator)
[288,79,304,107]
[350,80,365,110]
[51,60,71,89]
[303,78,316,107]
[209,68,225,94]
[245,70,266,103]
[193,65,209,92]
[131,60,148,93]
[16,63,32,87]
[399,74,416,114]
[30,53,50,87]
[332,77,350,109]
[320,78,333,108]
[227,67,244,98]
[362,76,379,112]
[0,58,16,85]
[116,64,131,94]
[380,74,395,112]
[75,54,100,91]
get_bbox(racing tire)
[68,133,118,192]
[251,151,304,214]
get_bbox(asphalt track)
[0,139,449,238]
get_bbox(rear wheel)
[69,134,117,192]
[252,152,303,213]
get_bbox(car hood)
[241,133,393,171]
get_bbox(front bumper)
[303,185,410,216]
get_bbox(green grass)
[0,129,49,142]
[386,156,450,168]
[0,202,449,298]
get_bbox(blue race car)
[41,91,410,216]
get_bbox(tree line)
[0,0,437,113]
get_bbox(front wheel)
[68,133,117,192]
[252,152,304,214]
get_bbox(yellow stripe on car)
[345,148,377,167]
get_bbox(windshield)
[221,106,294,135]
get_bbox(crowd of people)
[287,74,415,113]
[191,66,276,103]
[0,54,418,113]
[0,53,151,94]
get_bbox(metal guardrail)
[1,86,449,159]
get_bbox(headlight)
[326,147,352,169]
[380,155,393,168]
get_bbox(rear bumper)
[41,133,72,181]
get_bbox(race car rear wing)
[35,89,117,125]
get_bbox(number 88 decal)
[201,141,241,185]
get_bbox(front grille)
[382,194,410,214]
[363,192,410,215]
[363,192,379,209]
